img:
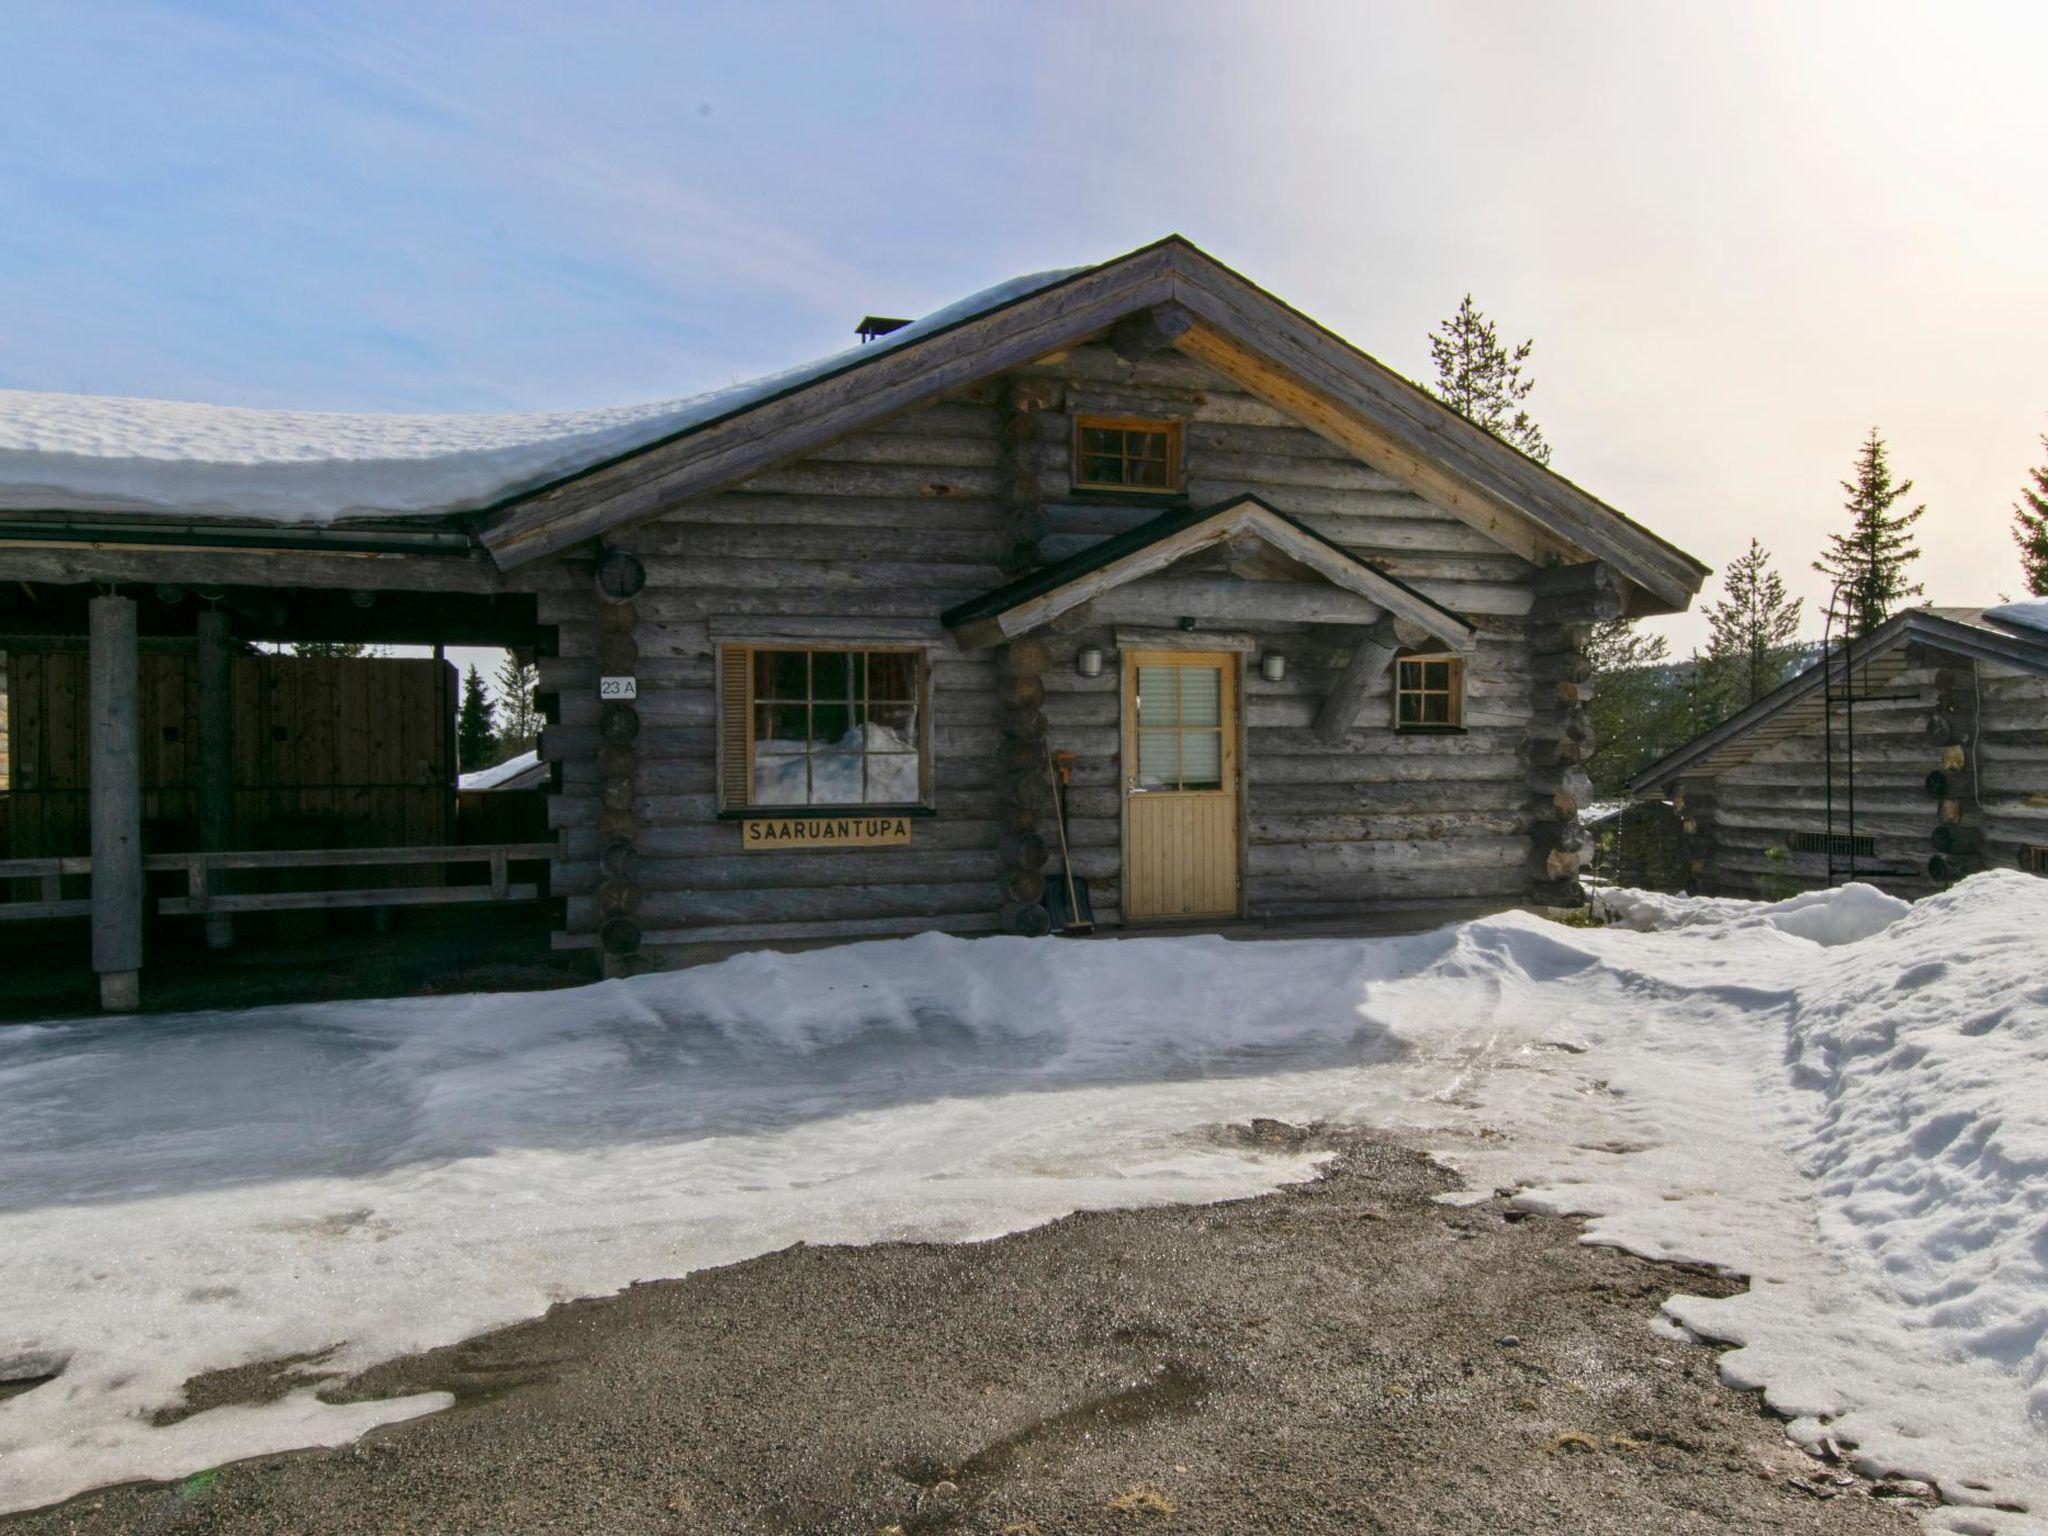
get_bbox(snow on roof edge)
[0,264,1090,528]
[457,748,541,791]
[1982,598,2048,637]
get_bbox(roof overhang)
[940,493,1476,651]
[476,237,1710,611]
[1628,608,2048,794]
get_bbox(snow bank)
[3,874,2046,1531]
[0,267,1082,524]
[1596,880,1910,946]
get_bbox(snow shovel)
[1043,742,1094,933]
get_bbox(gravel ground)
[8,1131,1930,1535]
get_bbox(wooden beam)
[1111,626,1257,653]
[1312,619,1401,743]
[195,606,234,949]
[1106,301,1196,361]
[88,593,142,1010]
[0,543,533,594]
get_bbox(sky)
[2,0,2045,659]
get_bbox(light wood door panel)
[1122,650,1240,920]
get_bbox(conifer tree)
[1427,293,1552,464]
[290,641,377,658]
[2013,423,2048,596]
[494,652,542,756]
[1814,428,1925,634]
[457,664,496,772]
[1702,539,1804,713]
[1583,618,1688,796]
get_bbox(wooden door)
[1122,649,1241,921]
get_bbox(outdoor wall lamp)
[1261,652,1287,682]
[1076,646,1104,678]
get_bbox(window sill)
[1393,725,1468,736]
[716,804,938,821]
[1063,488,1189,505]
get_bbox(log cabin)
[1628,605,2048,897]
[0,236,1709,1006]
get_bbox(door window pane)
[1136,666,1178,726]
[1132,661,1227,791]
[1176,667,1221,726]
[1136,729,1178,788]
[1178,729,1222,790]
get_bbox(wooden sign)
[743,815,912,850]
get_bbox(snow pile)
[1596,880,1910,946]
[0,266,1082,524]
[1985,599,2048,636]
[4,875,2047,1530]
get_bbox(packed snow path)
[2,874,2045,1531]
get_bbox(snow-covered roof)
[0,268,1082,527]
[1981,598,2048,636]
[457,748,544,792]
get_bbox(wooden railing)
[0,843,554,923]
[0,856,90,922]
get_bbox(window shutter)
[719,646,751,808]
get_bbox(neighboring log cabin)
[1629,607,2048,898]
[0,236,1710,1005]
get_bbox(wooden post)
[196,606,234,949]
[1311,617,1398,743]
[89,593,143,1010]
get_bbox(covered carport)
[0,518,563,1009]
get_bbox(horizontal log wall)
[1682,647,2048,898]
[1970,660,2048,873]
[1015,345,1544,918]
[536,341,1553,960]
[537,400,1013,966]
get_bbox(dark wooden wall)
[3,650,455,857]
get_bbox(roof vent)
[856,315,910,344]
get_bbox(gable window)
[1393,655,1464,729]
[1073,415,1181,492]
[718,646,929,810]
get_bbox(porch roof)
[940,493,1477,651]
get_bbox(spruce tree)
[1702,539,1804,714]
[290,641,377,658]
[457,665,497,772]
[1583,618,1694,796]
[2013,424,2048,596]
[1813,428,1925,634]
[1427,293,1552,465]
[494,652,542,756]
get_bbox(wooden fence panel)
[1,652,456,859]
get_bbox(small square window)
[1393,655,1464,730]
[1073,416,1181,493]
